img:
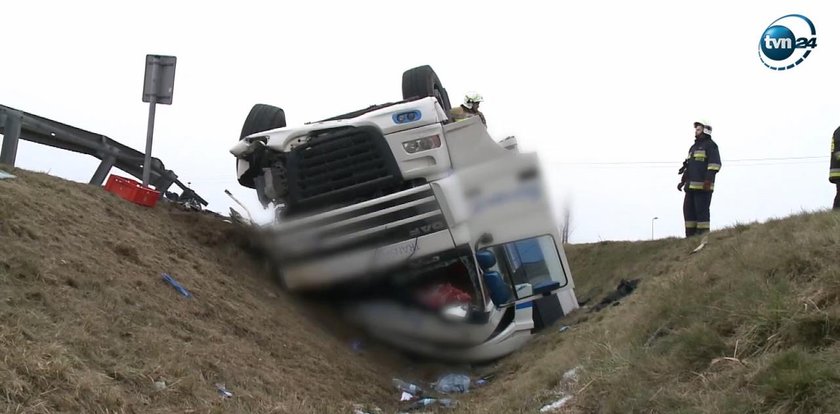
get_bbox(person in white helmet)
[677,120,721,237]
[449,92,487,126]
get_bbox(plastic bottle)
[392,378,423,396]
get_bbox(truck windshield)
[486,235,566,299]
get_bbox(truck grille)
[286,125,403,215]
[270,185,449,263]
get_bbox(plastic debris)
[540,395,573,412]
[352,404,383,414]
[215,383,233,399]
[392,378,423,396]
[474,373,495,387]
[558,325,570,333]
[161,273,192,298]
[0,171,15,180]
[563,366,581,382]
[433,373,470,394]
[153,380,167,391]
[405,397,456,410]
[400,392,414,401]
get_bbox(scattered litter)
[400,392,414,401]
[161,273,192,298]
[433,373,470,394]
[563,366,581,382]
[215,383,233,399]
[228,207,252,226]
[405,397,456,411]
[225,189,255,224]
[153,380,167,391]
[352,404,383,414]
[590,278,640,312]
[0,171,16,180]
[690,235,709,254]
[392,378,423,397]
[540,395,573,412]
[558,325,570,333]
[474,373,496,387]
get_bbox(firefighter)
[449,92,487,126]
[830,126,840,209]
[677,120,721,237]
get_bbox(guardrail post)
[0,110,22,166]
[89,153,117,185]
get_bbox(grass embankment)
[466,212,840,414]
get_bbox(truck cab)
[230,66,578,361]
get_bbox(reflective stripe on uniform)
[692,151,706,159]
[831,168,840,178]
[688,181,713,190]
[707,163,721,171]
[685,221,697,228]
[696,222,711,229]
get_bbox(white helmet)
[694,120,712,135]
[463,92,484,109]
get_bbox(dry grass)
[0,167,402,413]
[461,212,840,413]
[7,165,840,413]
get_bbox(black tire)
[240,104,286,139]
[402,65,452,112]
[238,104,286,188]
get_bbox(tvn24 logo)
[758,14,817,71]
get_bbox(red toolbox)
[104,175,160,207]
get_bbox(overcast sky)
[2,1,839,243]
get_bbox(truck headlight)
[402,135,441,154]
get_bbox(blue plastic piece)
[475,250,496,270]
[162,273,192,298]
[483,271,512,307]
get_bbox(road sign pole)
[142,57,160,187]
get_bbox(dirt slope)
[0,167,397,414]
[462,211,840,413]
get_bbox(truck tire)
[238,104,286,188]
[402,65,452,113]
[240,104,286,139]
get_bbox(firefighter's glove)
[677,182,685,192]
[703,180,712,191]
[677,160,687,175]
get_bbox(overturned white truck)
[230,66,578,361]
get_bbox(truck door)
[456,151,572,306]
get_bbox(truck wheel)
[238,104,286,188]
[240,104,286,139]
[402,65,452,112]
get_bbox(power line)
[555,155,828,166]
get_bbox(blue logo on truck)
[393,110,422,124]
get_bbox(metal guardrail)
[0,104,207,206]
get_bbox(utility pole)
[651,216,659,240]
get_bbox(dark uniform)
[679,132,721,237]
[830,126,840,209]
